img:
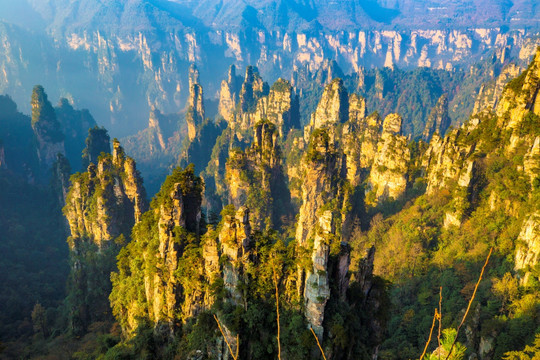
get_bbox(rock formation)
[305,78,349,138]
[423,94,451,142]
[368,113,410,203]
[30,85,65,171]
[515,213,540,285]
[219,65,242,122]
[186,65,205,141]
[295,128,350,338]
[224,121,291,230]
[63,137,147,334]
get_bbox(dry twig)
[273,264,282,360]
[310,327,328,360]
[214,314,239,360]
[444,248,493,360]
[419,308,439,360]
[438,287,442,360]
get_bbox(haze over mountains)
[0,0,539,136]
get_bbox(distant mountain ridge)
[1,0,539,34]
[0,0,539,137]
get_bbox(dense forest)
[2,38,540,360]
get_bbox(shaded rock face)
[423,94,451,142]
[220,207,252,304]
[31,85,65,171]
[82,126,111,169]
[0,141,5,170]
[219,65,242,122]
[225,121,292,230]
[306,78,349,137]
[342,94,373,186]
[295,128,352,338]
[147,173,204,331]
[473,63,522,115]
[63,139,147,334]
[147,108,178,152]
[257,78,300,137]
[368,113,410,203]
[65,141,147,249]
[186,69,205,141]
[55,98,98,172]
[496,48,540,130]
[515,213,540,284]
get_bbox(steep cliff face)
[0,95,39,180]
[31,85,65,171]
[255,78,300,137]
[423,127,476,195]
[423,94,451,142]
[368,113,410,203]
[515,213,540,285]
[473,63,522,115]
[63,138,147,334]
[186,65,205,142]
[295,128,349,338]
[306,78,349,136]
[219,65,242,122]
[496,48,540,130]
[224,121,291,230]
[65,139,147,246]
[219,206,252,305]
[111,166,203,335]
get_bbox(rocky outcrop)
[64,138,147,334]
[524,137,540,185]
[148,168,203,331]
[473,63,522,115]
[225,66,269,134]
[295,128,350,339]
[254,78,300,137]
[64,139,147,250]
[52,153,71,206]
[186,65,205,141]
[305,79,349,138]
[82,126,111,169]
[423,127,477,195]
[496,47,540,130]
[225,121,291,230]
[31,85,65,171]
[219,65,242,122]
[423,94,451,142]
[55,98,98,172]
[220,207,252,304]
[368,114,410,203]
[515,213,540,285]
[342,94,378,186]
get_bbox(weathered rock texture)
[63,138,147,334]
[295,128,351,338]
[515,213,540,284]
[368,114,410,203]
[31,85,65,171]
[65,140,147,248]
[496,48,540,130]
[225,121,291,230]
[423,94,451,142]
[186,65,205,141]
